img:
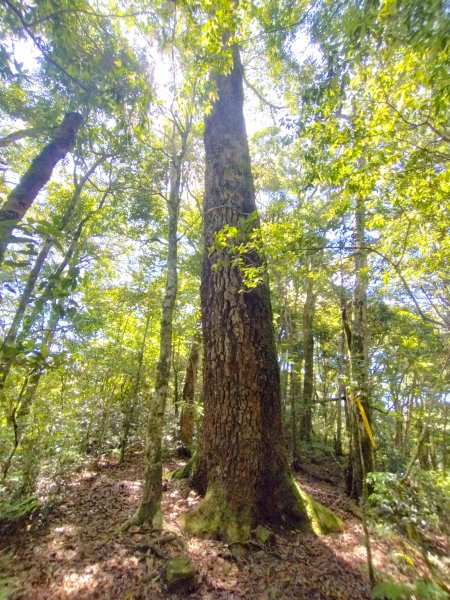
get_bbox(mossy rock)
[254,525,275,546]
[165,555,196,594]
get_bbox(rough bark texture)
[185,46,339,542]
[346,197,374,500]
[0,112,82,264]
[179,339,200,449]
[300,279,317,443]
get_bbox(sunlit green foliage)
[0,4,448,594]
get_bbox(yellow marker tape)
[355,396,376,449]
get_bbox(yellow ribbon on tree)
[350,393,376,449]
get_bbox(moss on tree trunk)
[186,42,342,542]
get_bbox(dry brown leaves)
[2,453,440,600]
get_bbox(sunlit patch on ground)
[3,453,444,599]
[118,479,142,494]
[62,563,106,595]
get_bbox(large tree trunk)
[345,197,374,500]
[0,112,82,265]
[185,46,342,542]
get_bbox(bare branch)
[2,0,91,92]
[0,127,43,148]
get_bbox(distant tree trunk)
[300,279,317,443]
[123,126,189,530]
[345,197,374,500]
[290,356,302,469]
[2,300,60,482]
[403,387,415,458]
[173,347,180,418]
[0,112,82,265]
[390,371,406,458]
[443,403,448,473]
[0,187,109,402]
[120,308,151,462]
[335,330,346,457]
[280,357,289,418]
[179,338,200,450]
[417,420,431,470]
[185,46,341,542]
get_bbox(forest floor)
[1,450,444,600]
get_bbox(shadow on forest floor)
[1,451,438,599]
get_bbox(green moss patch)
[295,483,344,535]
[165,555,196,594]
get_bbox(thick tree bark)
[300,278,317,443]
[179,338,200,449]
[346,197,374,500]
[185,46,341,541]
[0,111,82,265]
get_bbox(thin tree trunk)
[120,308,152,462]
[443,402,448,473]
[0,186,110,401]
[173,348,180,418]
[0,127,41,148]
[0,159,103,345]
[123,126,188,529]
[0,112,82,265]
[403,420,431,481]
[2,300,60,482]
[417,419,432,470]
[335,330,347,456]
[179,338,200,450]
[346,197,374,500]
[290,357,302,469]
[300,278,317,443]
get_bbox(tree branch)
[242,73,286,111]
[0,127,42,148]
[2,0,91,92]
